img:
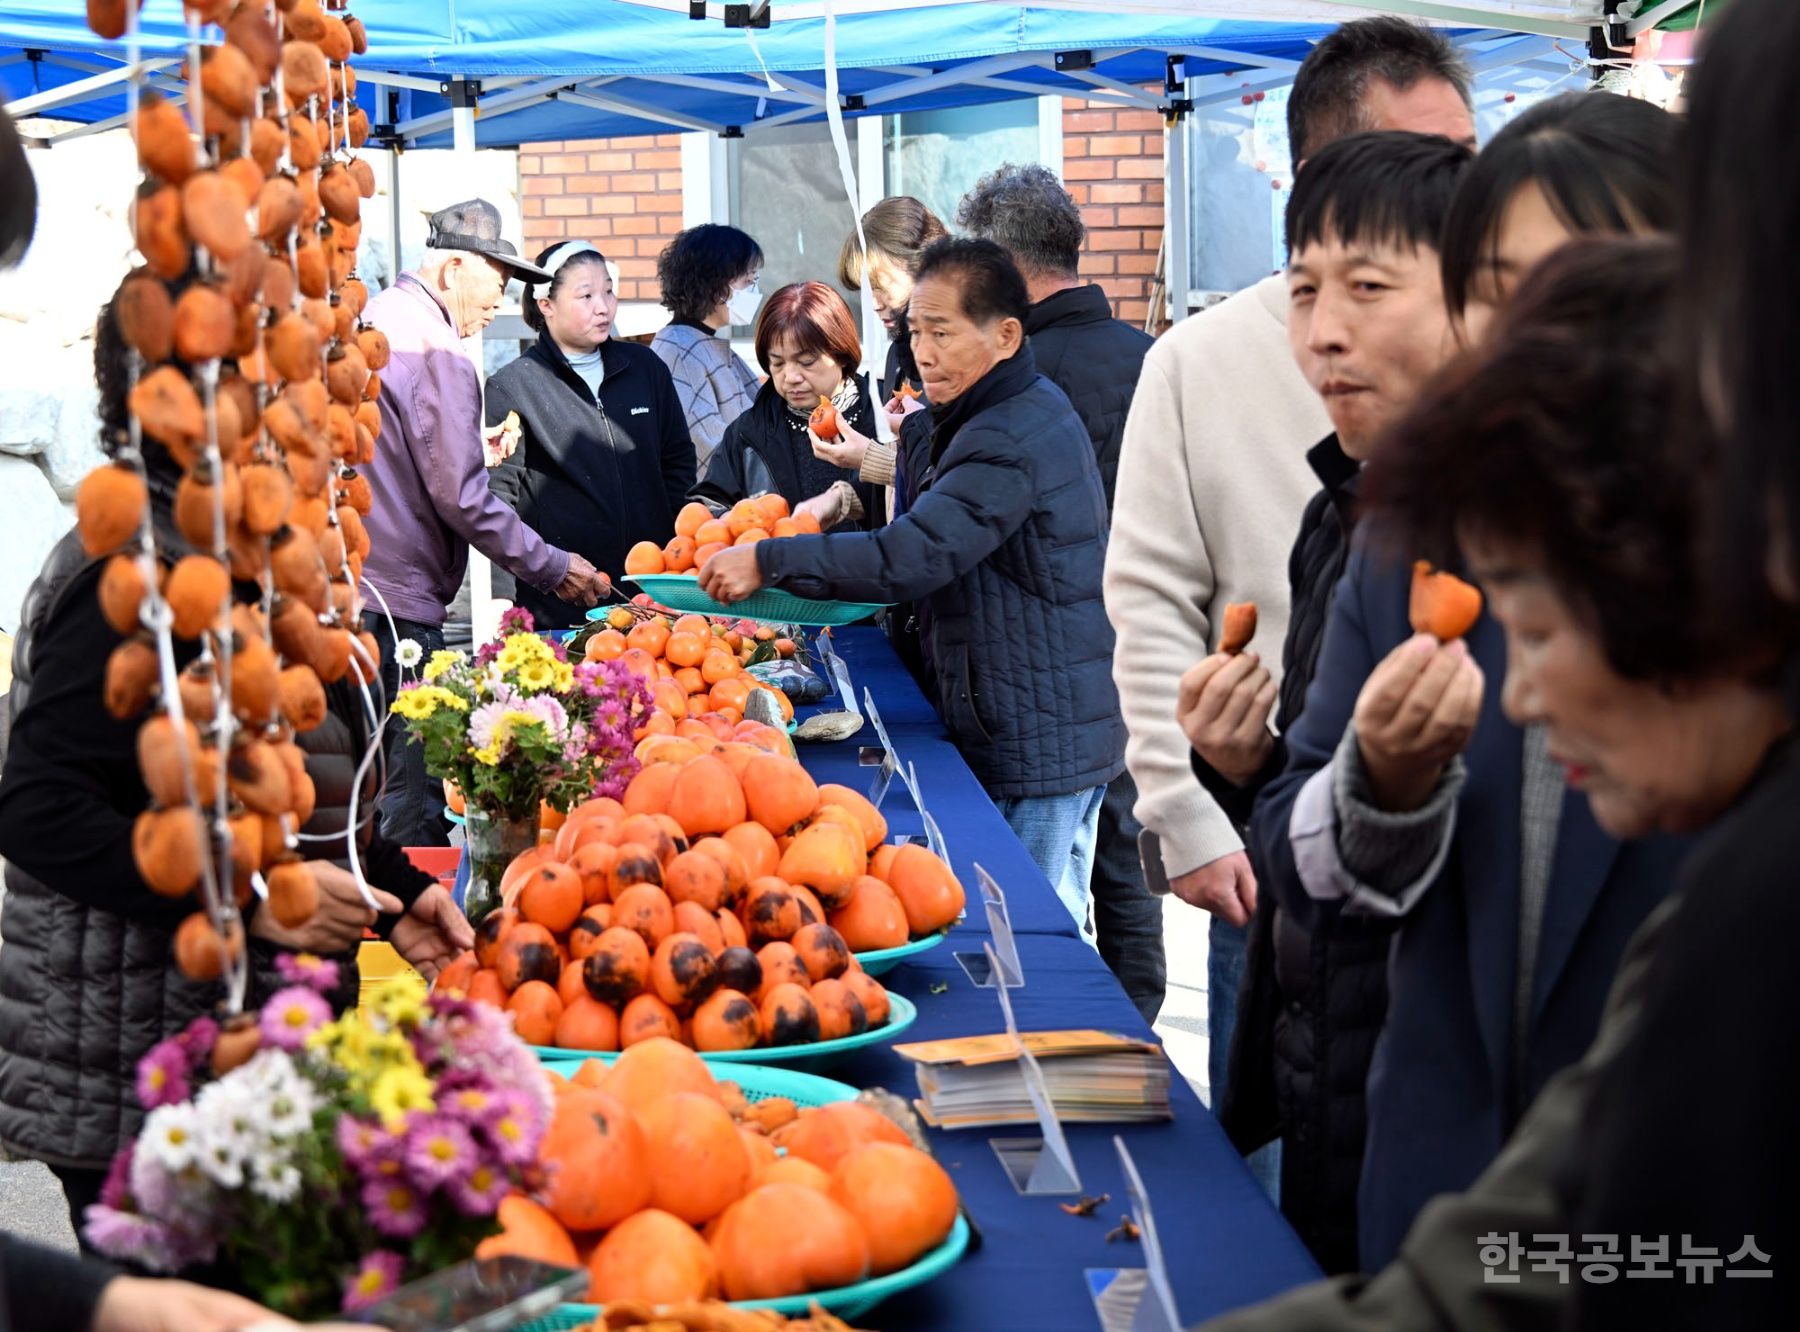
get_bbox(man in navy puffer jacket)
[700,239,1125,934]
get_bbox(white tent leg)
[1164,104,1190,328]
[451,92,503,643]
[856,109,887,385]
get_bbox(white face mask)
[726,281,762,328]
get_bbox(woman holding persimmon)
[691,281,884,533]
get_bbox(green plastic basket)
[538,1056,859,1108]
[854,930,950,978]
[531,993,916,1073]
[515,1214,972,1329]
[625,575,889,627]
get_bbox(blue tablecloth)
[462,626,1322,1326]
[828,932,1320,1327]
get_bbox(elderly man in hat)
[361,198,609,847]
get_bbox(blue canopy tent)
[0,1,1620,146]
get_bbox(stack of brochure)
[895,1030,1173,1129]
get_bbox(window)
[885,100,1042,227]
[728,120,867,300]
[725,99,1058,301]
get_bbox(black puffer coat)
[760,347,1124,798]
[486,334,697,626]
[1022,284,1154,509]
[1194,436,1397,1275]
[0,523,431,1170]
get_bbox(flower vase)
[463,808,540,925]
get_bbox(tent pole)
[449,79,500,642]
[1164,100,1190,330]
[856,111,886,386]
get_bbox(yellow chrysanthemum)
[389,690,435,721]
[367,979,426,1029]
[422,649,465,682]
[424,685,468,712]
[370,1065,436,1128]
[517,660,555,692]
[471,742,501,767]
[496,633,550,676]
[552,661,575,692]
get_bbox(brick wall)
[518,133,685,302]
[1061,101,1167,327]
[517,112,1169,322]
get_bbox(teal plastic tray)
[855,930,950,978]
[531,993,916,1073]
[624,575,889,627]
[516,1214,972,1328]
[538,1056,858,1109]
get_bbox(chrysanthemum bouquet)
[85,965,553,1318]
[390,607,648,821]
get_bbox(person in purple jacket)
[361,199,610,847]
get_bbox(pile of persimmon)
[581,609,796,736]
[73,0,383,981]
[477,1038,962,1305]
[625,497,822,578]
[433,746,965,1051]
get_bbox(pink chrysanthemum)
[362,1177,429,1239]
[134,1039,192,1111]
[341,1250,408,1313]
[276,952,342,993]
[404,1115,477,1192]
[259,986,332,1052]
[446,1159,512,1217]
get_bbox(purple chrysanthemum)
[337,1115,401,1175]
[480,1090,541,1169]
[404,1115,477,1192]
[84,1205,211,1274]
[441,1083,501,1128]
[175,1015,219,1063]
[259,986,333,1052]
[135,1039,192,1111]
[99,1143,135,1211]
[341,1250,408,1313]
[446,1159,512,1217]
[498,607,536,636]
[362,1176,429,1239]
[276,952,343,993]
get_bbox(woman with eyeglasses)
[650,223,765,466]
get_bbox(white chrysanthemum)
[196,1135,247,1191]
[396,638,423,670]
[193,1080,269,1169]
[248,1153,302,1204]
[266,1081,317,1139]
[142,1103,201,1173]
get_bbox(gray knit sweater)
[650,321,761,465]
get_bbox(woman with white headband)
[486,241,697,628]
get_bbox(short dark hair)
[656,223,763,324]
[1680,0,1800,656]
[1366,237,1725,683]
[1287,17,1473,165]
[955,164,1085,278]
[1,95,37,269]
[1439,93,1678,317]
[911,237,1030,327]
[523,244,610,335]
[1285,130,1472,261]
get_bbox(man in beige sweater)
[1103,17,1475,1155]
